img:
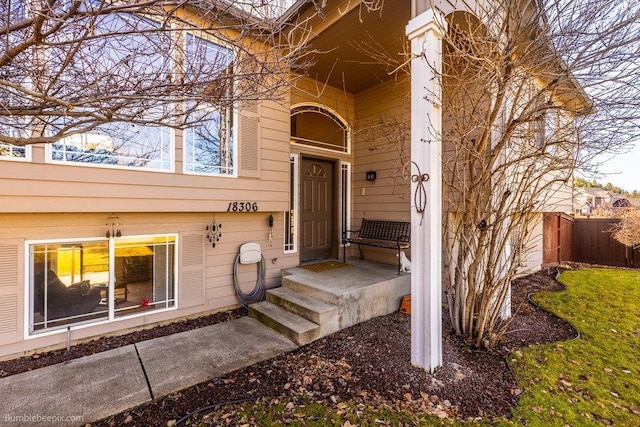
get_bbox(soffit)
[296,1,411,94]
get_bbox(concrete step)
[267,287,339,336]
[249,301,320,346]
[281,275,340,305]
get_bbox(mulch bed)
[0,269,578,425]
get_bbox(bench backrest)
[358,219,410,242]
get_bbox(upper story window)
[0,143,29,161]
[291,106,349,153]
[44,11,175,171]
[183,34,235,175]
[0,120,31,161]
[50,120,173,171]
[36,10,236,175]
[45,10,174,171]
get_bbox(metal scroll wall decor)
[403,161,430,225]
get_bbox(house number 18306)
[227,202,259,212]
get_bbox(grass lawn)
[211,268,640,426]
[506,268,640,426]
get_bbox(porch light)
[365,171,377,182]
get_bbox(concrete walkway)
[0,317,297,427]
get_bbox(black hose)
[175,397,257,425]
[233,254,266,308]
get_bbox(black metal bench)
[342,219,411,273]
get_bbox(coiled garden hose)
[232,254,266,308]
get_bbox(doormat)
[298,260,350,273]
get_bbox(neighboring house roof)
[575,187,613,199]
[612,198,632,208]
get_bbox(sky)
[590,143,640,192]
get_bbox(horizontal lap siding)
[291,77,356,124]
[0,100,291,214]
[353,79,410,223]
[0,211,297,358]
[351,79,411,265]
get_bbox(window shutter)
[179,233,206,309]
[0,244,19,342]
[238,103,261,178]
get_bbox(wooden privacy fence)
[574,218,640,267]
[543,213,575,266]
[543,215,639,268]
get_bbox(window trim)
[46,128,176,173]
[182,107,239,178]
[340,161,351,247]
[284,153,299,253]
[24,233,179,339]
[182,31,237,177]
[290,103,351,155]
[0,143,32,162]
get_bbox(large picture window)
[29,235,176,334]
[47,11,174,171]
[50,123,173,171]
[43,15,237,175]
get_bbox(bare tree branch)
[0,0,314,146]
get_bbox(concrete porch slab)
[281,259,410,330]
[135,317,297,398]
[0,345,150,427]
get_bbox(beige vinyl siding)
[0,100,291,214]
[291,77,356,129]
[349,78,411,264]
[0,211,296,359]
[353,79,410,222]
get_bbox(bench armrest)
[341,228,361,239]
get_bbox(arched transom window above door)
[291,105,349,153]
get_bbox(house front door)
[300,158,335,262]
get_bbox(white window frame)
[43,10,177,173]
[24,233,178,338]
[290,103,351,155]
[182,32,237,177]
[284,153,299,253]
[47,128,176,173]
[0,143,32,162]
[340,161,352,246]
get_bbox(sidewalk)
[0,317,297,427]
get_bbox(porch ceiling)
[298,1,411,94]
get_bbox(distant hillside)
[573,177,640,198]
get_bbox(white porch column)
[406,9,446,372]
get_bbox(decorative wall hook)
[206,220,223,248]
[106,215,121,238]
[403,161,430,226]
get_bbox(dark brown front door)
[300,158,334,262]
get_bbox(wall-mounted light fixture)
[365,171,377,182]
